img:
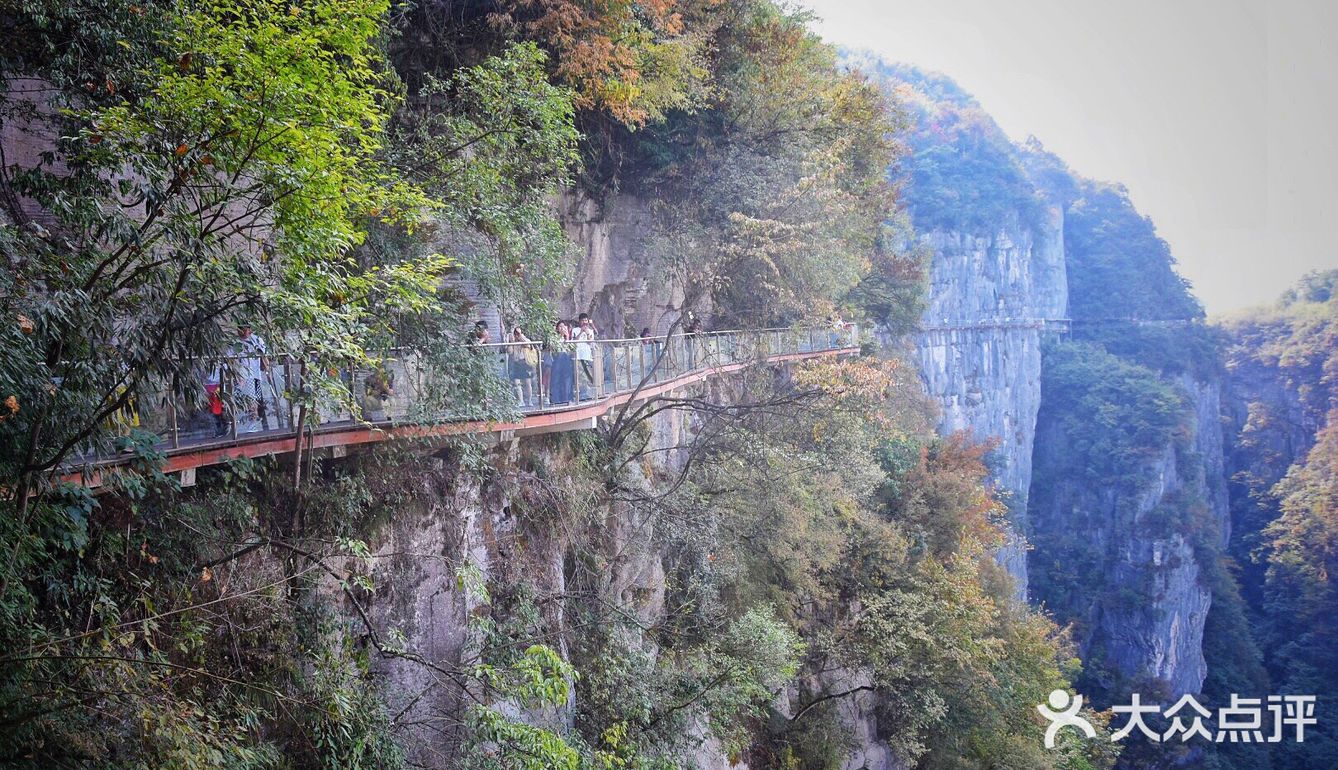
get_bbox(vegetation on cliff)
[0,1,1095,768]
[873,61,1330,770]
[1217,270,1338,769]
[853,60,1041,236]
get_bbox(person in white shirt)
[234,324,269,432]
[573,313,597,399]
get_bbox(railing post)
[537,345,546,410]
[594,344,604,399]
[624,341,633,392]
[228,366,239,441]
[571,346,579,402]
[169,393,179,449]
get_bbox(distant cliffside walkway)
[917,316,1200,334]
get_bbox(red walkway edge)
[62,346,857,490]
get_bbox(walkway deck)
[65,328,858,489]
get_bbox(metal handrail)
[81,324,860,463]
[186,326,851,359]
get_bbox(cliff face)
[351,412,754,769]
[352,398,902,770]
[557,191,687,336]
[1029,372,1228,698]
[874,61,1235,704]
[913,207,1067,592]
[857,61,1071,596]
[552,193,900,769]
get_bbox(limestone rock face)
[558,191,686,337]
[1028,374,1230,697]
[351,406,805,770]
[908,195,1239,698]
[1221,334,1327,531]
[912,204,1068,596]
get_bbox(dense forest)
[1218,271,1338,769]
[870,58,1336,770]
[1,2,1332,769]
[0,1,1108,768]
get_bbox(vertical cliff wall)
[1028,360,1227,699]
[866,58,1238,707]
[912,206,1067,593]
[862,60,1072,595]
[351,412,750,770]
[557,190,688,336]
[1027,174,1230,705]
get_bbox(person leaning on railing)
[827,314,844,348]
[508,327,537,408]
[362,366,394,422]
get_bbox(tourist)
[829,313,844,347]
[547,320,575,406]
[363,366,394,422]
[508,327,537,407]
[204,362,228,437]
[638,327,658,381]
[234,323,269,433]
[573,313,597,399]
[471,320,491,345]
[684,312,702,368]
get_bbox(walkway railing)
[100,325,859,466]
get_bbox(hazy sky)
[797,0,1338,314]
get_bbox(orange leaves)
[887,430,1008,559]
[925,430,999,475]
[495,0,703,126]
[794,356,905,406]
[0,395,18,423]
[139,541,160,565]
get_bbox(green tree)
[1259,414,1338,768]
[1064,181,1202,322]
[388,42,580,338]
[1,0,448,514]
[614,0,898,326]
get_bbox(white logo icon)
[1038,689,1096,748]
